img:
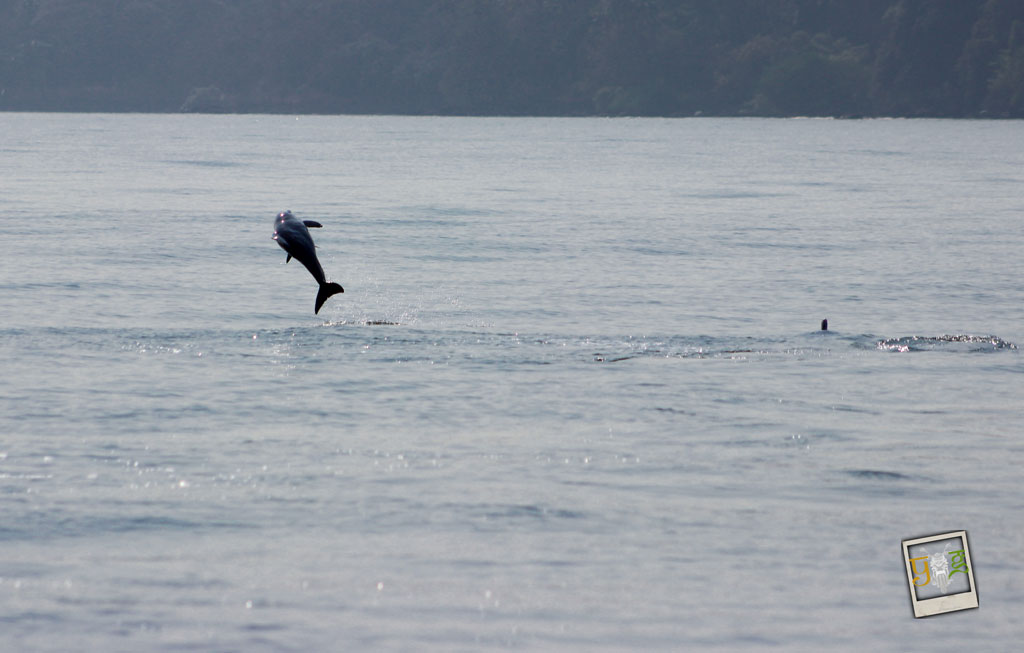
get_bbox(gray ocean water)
[1,113,1023,651]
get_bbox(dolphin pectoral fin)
[303,220,323,228]
[314,282,345,314]
[285,254,292,263]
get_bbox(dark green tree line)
[1,0,1022,116]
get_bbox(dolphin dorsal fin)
[303,220,323,228]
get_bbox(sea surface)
[1,113,1023,651]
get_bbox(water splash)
[876,334,1017,353]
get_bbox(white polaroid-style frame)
[902,530,978,618]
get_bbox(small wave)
[165,159,242,168]
[439,502,586,525]
[876,334,1017,353]
[320,319,402,327]
[844,469,915,481]
[482,504,584,521]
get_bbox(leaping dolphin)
[272,210,344,314]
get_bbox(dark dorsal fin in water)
[303,220,323,228]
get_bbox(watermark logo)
[902,530,978,617]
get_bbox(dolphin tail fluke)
[314,282,345,314]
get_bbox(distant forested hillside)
[1,0,1022,116]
